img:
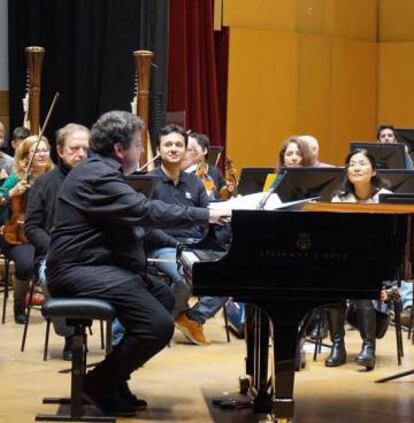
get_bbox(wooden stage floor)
[0,301,413,423]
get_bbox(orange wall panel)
[330,39,378,164]
[226,29,299,169]
[378,42,414,127]
[296,35,332,163]
[379,0,414,42]
[223,0,297,31]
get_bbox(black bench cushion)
[42,298,115,321]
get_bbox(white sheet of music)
[208,193,317,211]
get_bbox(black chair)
[21,279,107,360]
[1,256,13,324]
[36,298,115,422]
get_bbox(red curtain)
[168,0,229,147]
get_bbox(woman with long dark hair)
[326,149,391,370]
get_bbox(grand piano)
[186,203,410,421]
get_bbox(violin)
[219,158,239,200]
[3,93,59,246]
[195,161,216,199]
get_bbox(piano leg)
[269,318,298,419]
[253,307,272,414]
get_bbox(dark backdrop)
[8,0,169,152]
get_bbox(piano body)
[190,203,410,421]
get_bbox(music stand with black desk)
[237,167,274,195]
[274,167,345,202]
[377,169,414,193]
[125,173,159,198]
[350,142,407,169]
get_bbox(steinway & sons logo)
[296,232,311,251]
[258,231,348,261]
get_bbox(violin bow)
[24,92,59,180]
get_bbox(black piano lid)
[192,209,405,301]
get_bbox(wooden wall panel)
[378,43,414,126]
[330,39,378,164]
[379,0,414,41]
[0,91,9,128]
[223,0,297,31]
[226,29,299,169]
[296,35,332,163]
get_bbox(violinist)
[0,136,53,323]
[25,124,89,359]
[183,132,234,200]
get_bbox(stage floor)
[0,300,413,422]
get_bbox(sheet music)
[208,192,316,211]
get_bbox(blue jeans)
[400,281,413,310]
[39,260,74,338]
[149,243,228,322]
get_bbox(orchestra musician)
[148,124,229,346]
[183,132,234,200]
[269,135,313,188]
[24,123,90,360]
[326,148,391,370]
[45,111,230,416]
[299,135,334,168]
[0,136,53,323]
[0,121,14,179]
[11,126,30,155]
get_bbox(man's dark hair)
[90,111,144,155]
[376,124,396,140]
[157,123,188,147]
[190,132,210,158]
[12,126,30,141]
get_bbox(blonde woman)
[0,136,53,323]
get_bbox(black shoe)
[355,344,375,370]
[83,372,137,417]
[62,336,74,361]
[14,304,27,324]
[325,341,346,367]
[117,382,147,410]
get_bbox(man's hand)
[208,209,231,226]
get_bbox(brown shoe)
[175,313,210,345]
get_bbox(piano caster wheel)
[258,415,292,423]
[239,375,250,395]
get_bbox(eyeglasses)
[30,148,49,155]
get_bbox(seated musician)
[24,124,90,360]
[326,148,391,370]
[377,124,414,169]
[11,126,30,155]
[183,132,234,200]
[149,124,228,346]
[298,135,334,168]
[45,111,229,416]
[0,122,14,180]
[270,136,313,189]
[0,136,53,323]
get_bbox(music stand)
[275,167,345,202]
[395,128,414,163]
[378,169,414,193]
[237,167,274,195]
[350,142,407,169]
[208,146,224,167]
[125,174,159,198]
[375,193,414,383]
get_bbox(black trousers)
[48,265,175,385]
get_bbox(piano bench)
[35,298,115,422]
